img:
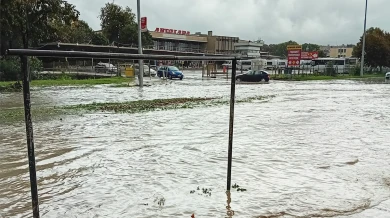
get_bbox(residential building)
[234,39,264,58]
[327,44,354,58]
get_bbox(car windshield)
[168,66,179,71]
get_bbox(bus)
[311,58,358,74]
[265,59,287,70]
[222,59,256,71]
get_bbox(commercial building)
[150,27,207,53]
[203,31,239,54]
[234,39,264,58]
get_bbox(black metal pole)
[21,55,40,218]
[227,59,236,191]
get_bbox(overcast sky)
[67,0,389,45]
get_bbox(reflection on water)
[1,72,390,217]
[226,191,234,217]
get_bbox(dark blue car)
[157,66,184,80]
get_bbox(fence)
[6,48,240,218]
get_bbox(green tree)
[263,41,298,58]
[353,27,390,68]
[69,20,94,44]
[0,56,42,81]
[91,32,109,45]
[99,3,153,46]
[302,43,326,57]
[302,43,320,52]
[0,0,79,52]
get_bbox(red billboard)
[287,49,302,67]
[301,51,319,60]
[141,17,147,32]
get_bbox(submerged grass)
[1,95,274,123]
[0,77,133,90]
[0,107,70,124]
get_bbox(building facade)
[199,31,239,54]
[234,40,264,58]
[150,27,207,53]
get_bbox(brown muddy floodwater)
[1,72,390,218]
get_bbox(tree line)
[352,27,390,70]
[0,0,153,55]
[262,41,326,58]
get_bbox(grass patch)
[272,74,384,81]
[65,95,274,114]
[0,77,133,89]
[64,97,217,113]
[0,82,22,92]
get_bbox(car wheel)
[236,78,241,82]
[180,76,183,80]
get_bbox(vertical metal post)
[227,59,236,192]
[21,55,40,218]
[137,0,144,87]
[148,61,151,80]
[360,0,368,77]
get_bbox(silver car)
[95,62,118,74]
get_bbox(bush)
[325,61,337,76]
[349,66,361,76]
[0,56,43,81]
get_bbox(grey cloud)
[67,0,389,45]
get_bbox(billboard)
[141,17,147,32]
[287,45,302,67]
[301,51,319,60]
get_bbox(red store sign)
[301,51,319,60]
[155,28,190,35]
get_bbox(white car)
[386,72,390,80]
[132,64,157,77]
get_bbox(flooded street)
[1,72,390,217]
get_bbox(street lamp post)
[137,0,144,87]
[360,0,368,77]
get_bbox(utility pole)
[137,0,143,87]
[360,0,368,77]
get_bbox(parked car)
[386,72,390,80]
[95,62,117,74]
[150,65,157,71]
[157,66,184,80]
[132,64,157,77]
[235,70,270,82]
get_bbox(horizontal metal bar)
[7,49,240,61]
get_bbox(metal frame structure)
[6,49,240,218]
